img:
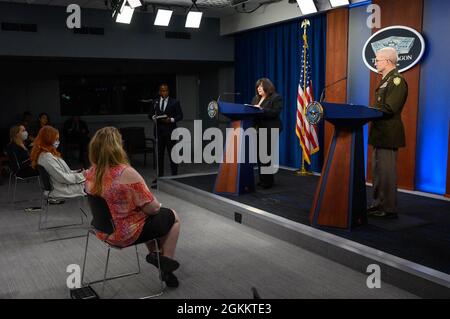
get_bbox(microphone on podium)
[319,76,347,103]
[217,92,241,103]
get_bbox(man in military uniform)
[368,47,408,219]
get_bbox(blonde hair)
[9,124,22,145]
[88,127,129,195]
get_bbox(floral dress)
[85,164,154,247]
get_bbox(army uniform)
[368,68,408,217]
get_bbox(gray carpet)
[369,215,431,231]
[0,165,418,299]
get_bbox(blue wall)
[416,0,450,194]
[347,5,372,175]
[347,1,450,194]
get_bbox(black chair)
[119,127,155,168]
[37,165,87,240]
[81,194,164,298]
[6,146,40,203]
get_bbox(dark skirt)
[133,207,176,245]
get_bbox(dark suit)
[63,118,90,163]
[251,93,283,188]
[149,96,183,176]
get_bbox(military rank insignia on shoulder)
[393,77,402,86]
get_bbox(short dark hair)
[159,83,169,90]
[38,112,50,123]
[255,78,276,96]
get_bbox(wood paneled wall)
[367,0,424,190]
[324,8,349,158]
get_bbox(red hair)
[30,125,61,168]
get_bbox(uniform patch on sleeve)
[393,77,401,86]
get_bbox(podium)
[214,101,263,196]
[310,103,382,230]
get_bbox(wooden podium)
[214,101,263,196]
[310,103,382,231]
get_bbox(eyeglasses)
[374,59,390,63]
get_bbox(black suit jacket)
[148,97,183,137]
[251,93,283,131]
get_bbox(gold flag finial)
[301,19,310,48]
[301,19,310,30]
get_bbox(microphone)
[140,98,155,103]
[319,76,347,103]
[217,92,241,103]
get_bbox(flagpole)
[296,19,312,177]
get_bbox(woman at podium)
[251,78,283,189]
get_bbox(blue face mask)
[53,140,60,149]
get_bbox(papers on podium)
[243,104,261,109]
[152,114,168,121]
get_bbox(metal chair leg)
[39,196,86,241]
[102,248,111,293]
[135,245,141,274]
[38,197,49,230]
[8,172,12,195]
[12,177,17,203]
[81,239,163,298]
[140,239,164,299]
[81,230,91,286]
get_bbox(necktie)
[161,98,167,112]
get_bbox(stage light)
[116,5,135,24]
[329,0,350,8]
[185,11,203,28]
[127,0,142,9]
[154,9,173,26]
[296,0,318,15]
[184,0,203,29]
[112,0,141,24]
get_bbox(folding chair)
[81,194,164,298]
[6,146,40,203]
[37,165,87,241]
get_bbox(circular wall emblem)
[306,101,323,125]
[207,100,218,119]
[362,25,425,73]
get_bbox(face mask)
[20,131,28,141]
[53,140,60,149]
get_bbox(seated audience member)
[85,127,181,287]
[7,124,38,178]
[63,115,90,163]
[20,111,34,148]
[30,112,51,142]
[30,126,85,199]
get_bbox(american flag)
[296,32,319,165]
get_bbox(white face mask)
[53,140,60,149]
[20,131,28,141]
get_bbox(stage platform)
[159,168,450,298]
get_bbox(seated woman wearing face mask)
[30,125,86,198]
[7,124,39,178]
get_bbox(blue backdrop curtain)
[234,14,327,172]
